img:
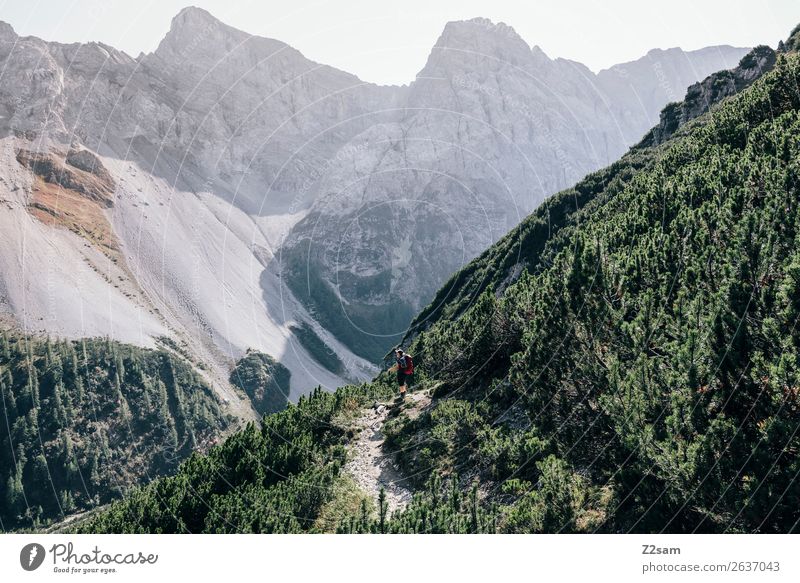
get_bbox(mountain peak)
[162,5,240,44]
[442,17,519,35]
[417,17,543,76]
[436,18,529,51]
[171,6,222,30]
[0,21,16,41]
[152,6,254,63]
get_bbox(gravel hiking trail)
[345,391,431,514]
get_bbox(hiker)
[394,348,414,400]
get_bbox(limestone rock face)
[280,19,748,358]
[0,7,750,372]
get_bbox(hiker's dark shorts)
[397,371,412,387]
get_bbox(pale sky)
[0,0,798,85]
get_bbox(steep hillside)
[0,8,747,370]
[0,333,229,531]
[75,33,800,534]
[396,49,800,533]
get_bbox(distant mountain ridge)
[280,18,749,359]
[0,7,749,389]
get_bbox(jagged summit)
[173,5,220,26]
[0,21,16,40]
[424,17,539,71]
[164,5,248,41]
[436,17,527,46]
[147,4,375,93]
[152,4,282,60]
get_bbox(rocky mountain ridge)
[280,17,749,358]
[0,7,750,387]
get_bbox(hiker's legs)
[397,374,406,399]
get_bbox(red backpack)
[402,355,414,374]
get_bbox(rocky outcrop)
[779,23,800,52]
[14,148,120,260]
[639,45,777,147]
[16,149,115,206]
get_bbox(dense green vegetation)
[75,378,502,534]
[0,333,229,531]
[77,384,391,533]
[289,322,346,375]
[230,350,290,416]
[403,52,800,532]
[77,38,800,534]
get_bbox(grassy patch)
[314,475,374,533]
